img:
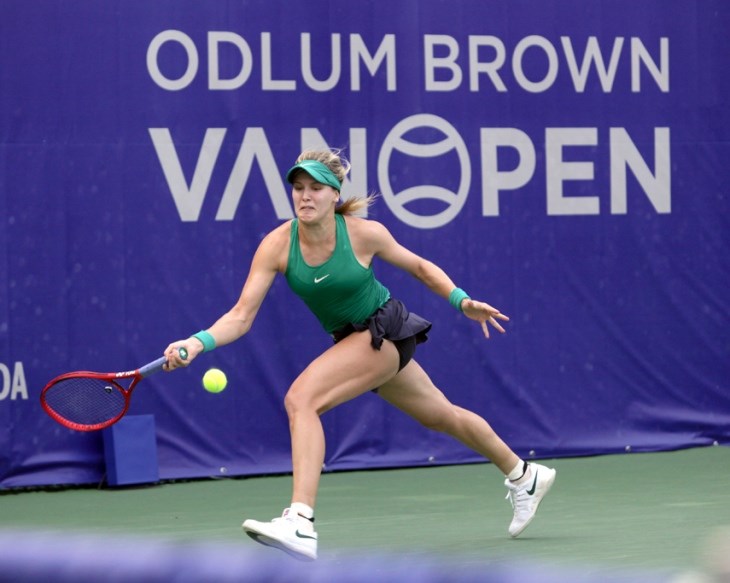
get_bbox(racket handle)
[139,347,188,378]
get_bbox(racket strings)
[43,378,127,427]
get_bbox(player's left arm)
[361,219,509,337]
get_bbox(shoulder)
[343,215,398,257]
[263,220,293,245]
[342,215,390,242]
[255,220,293,270]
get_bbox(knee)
[284,381,318,419]
[284,386,304,418]
[420,404,462,434]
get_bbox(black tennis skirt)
[331,298,432,371]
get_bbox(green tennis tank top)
[285,214,390,333]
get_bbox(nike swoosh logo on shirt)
[314,274,330,283]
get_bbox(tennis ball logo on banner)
[378,114,470,230]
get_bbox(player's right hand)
[163,340,200,370]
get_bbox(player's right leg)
[243,330,401,560]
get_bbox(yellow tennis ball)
[202,368,227,393]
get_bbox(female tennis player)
[163,149,556,561]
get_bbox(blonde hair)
[295,149,377,216]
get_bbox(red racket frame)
[40,349,186,432]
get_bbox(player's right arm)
[164,222,291,368]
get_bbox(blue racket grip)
[140,347,188,378]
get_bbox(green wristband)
[191,330,216,352]
[449,287,471,312]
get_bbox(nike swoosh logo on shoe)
[526,469,538,495]
[295,530,317,540]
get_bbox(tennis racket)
[40,348,187,432]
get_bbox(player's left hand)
[461,299,509,338]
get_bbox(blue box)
[102,415,159,486]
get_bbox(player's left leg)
[377,359,519,471]
[377,359,556,537]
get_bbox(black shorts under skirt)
[331,298,432,371]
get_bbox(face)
[291,172,340,223]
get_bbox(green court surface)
[1,446,728,578]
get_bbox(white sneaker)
[504,463,556,537]
[242,507,318,561]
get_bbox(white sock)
[507,460,529,482]
[290,502,314,521]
